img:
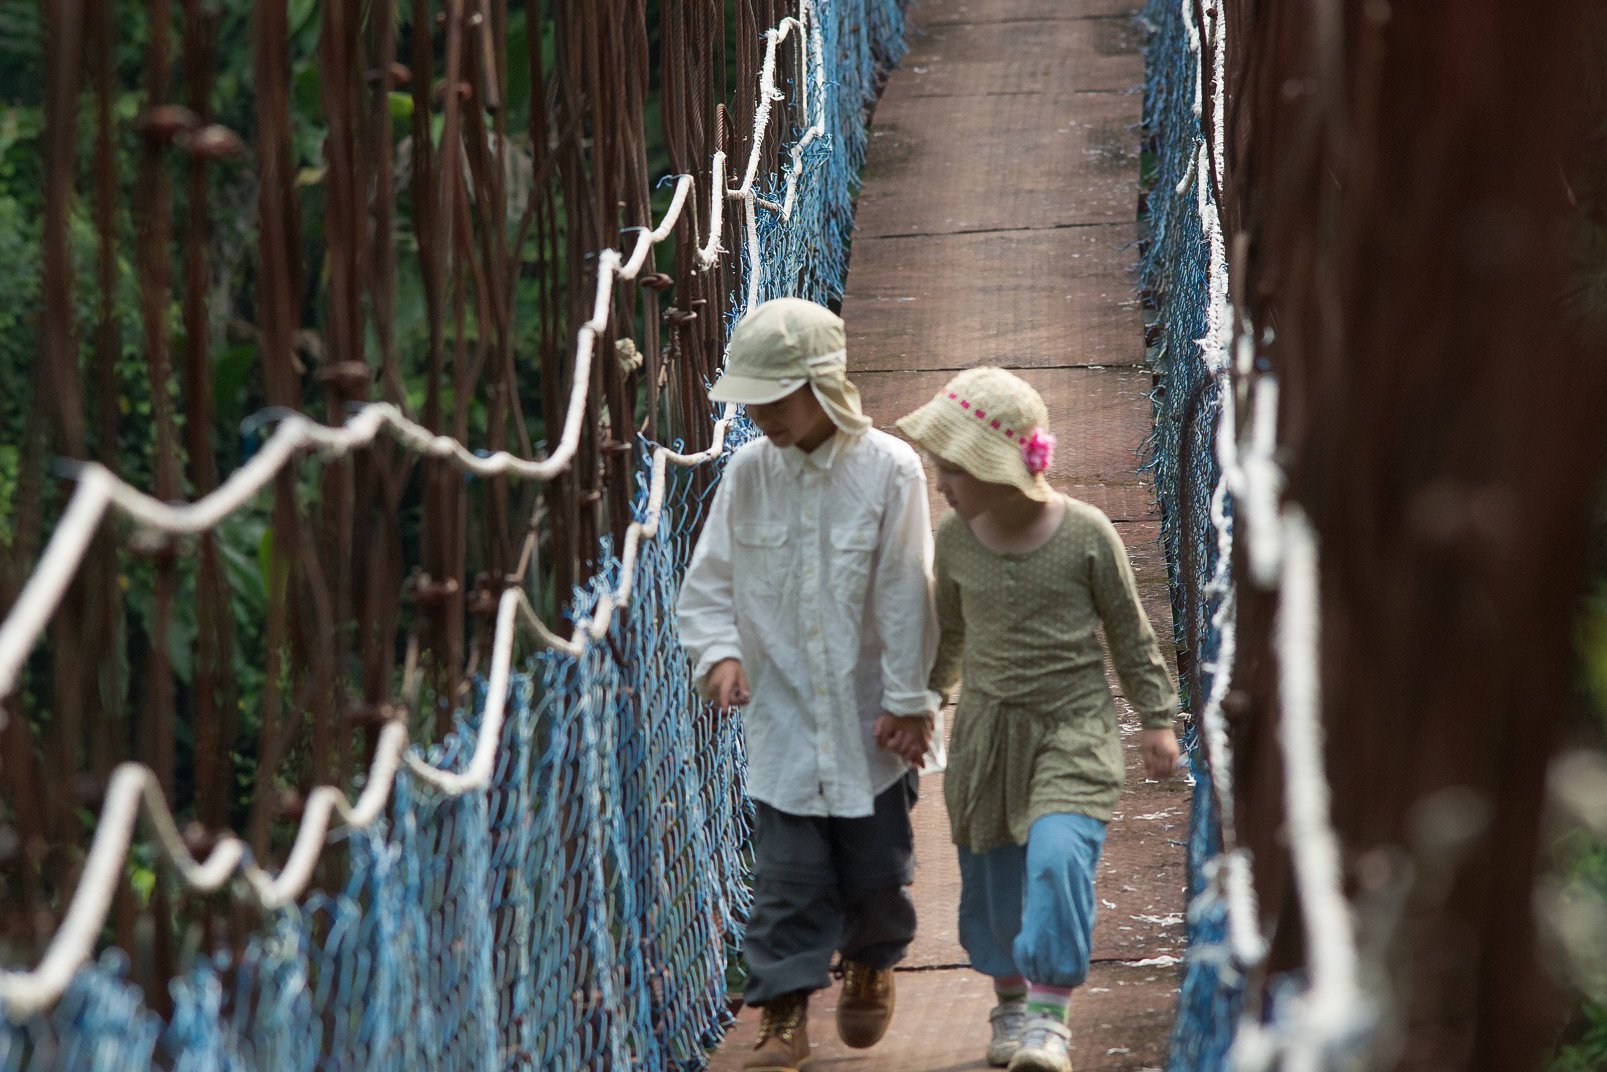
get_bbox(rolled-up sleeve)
[677,475,744,687]
[871,453,940,717]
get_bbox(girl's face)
[930,454,1011,520]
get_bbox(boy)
[677,297,940,1072]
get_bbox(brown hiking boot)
[835,960,896,1048]
[743,991,812,1071]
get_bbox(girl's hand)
[704,658,751,712]
[875,714,933,769]
[1140,726,1182,779]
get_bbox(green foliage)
[1551,830,1607,1071]
[1572,7,1607,333]
[0,0,697,880]
[0,106,41,494]
[0,445,16,546]
[1584,590,1607,734]
[1553,1009,1607,1072]
[0,3,43,98]
[0,0,294,832]
[0,102,46,571]
[1559,500,1607,1072]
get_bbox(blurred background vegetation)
[0,0,791,1001]
[1548,5,1607,1065]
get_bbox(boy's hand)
[874,713,934,769]
[1140,726,1182,779]
[705,658,751,712]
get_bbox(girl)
[893,367,1181,1072]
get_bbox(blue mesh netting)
[0,2,906,1068]
[750,2,906,308]
[1139,1,1245,1068]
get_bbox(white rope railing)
[0,0,834,1018]
[1180,0,1267,975]
[733,12,828,309]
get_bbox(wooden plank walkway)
[708,0,1186,1068]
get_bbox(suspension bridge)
[1,0,1603,1070]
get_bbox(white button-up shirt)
[677,428,941,818]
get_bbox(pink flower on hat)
[1022,429,1055,475]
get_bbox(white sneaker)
[1007,1015,1073,1072]
[986,999,1029,1066]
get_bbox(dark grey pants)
[743,772,919,1005]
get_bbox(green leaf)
[1582,591,1607,735]
[289,0,321,41]
[0,444,17,545]
[504,11,531,127]
[129,860,155,906]
[218,511,269,614]
[258,524,277,601]
[293,62,324,126]
[213,341,257,420]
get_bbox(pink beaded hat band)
[894,367,1056,502]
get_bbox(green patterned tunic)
[931,495,1178,853]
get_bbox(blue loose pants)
[955,812,1107,987]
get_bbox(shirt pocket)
[734,521,791,600]
[829,522,879,605]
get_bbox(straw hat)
[896,367,1057,501]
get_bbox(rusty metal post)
[1221,3,1607,1068]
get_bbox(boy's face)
[930,453,1011,520]
[747,386,837,452]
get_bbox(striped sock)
[1025,984,1073,1023]
[994,981,1028,1005]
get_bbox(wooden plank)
[842,226,1145,371]
[1112,518,1179,654]
[707,962,1179,1071]
[912,0,1145,24]
[856,90,1143,236]
[890,16,1146,98]
[1068,484,1160,522]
